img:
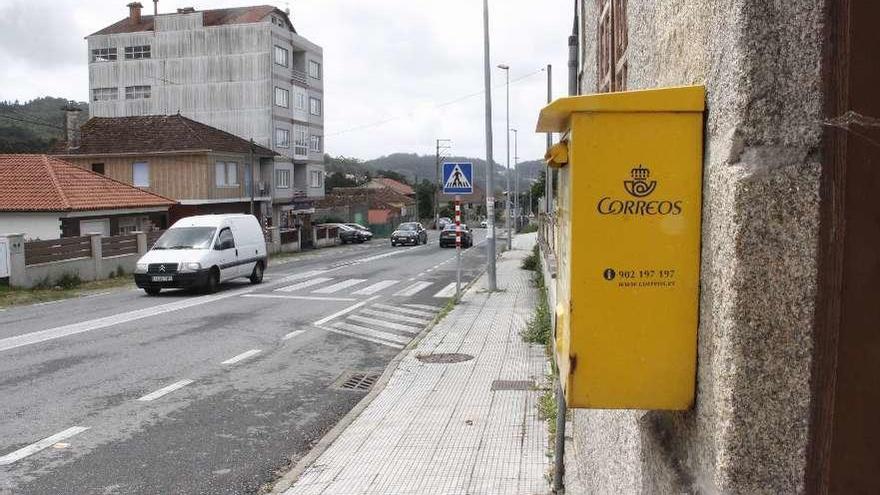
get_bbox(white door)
[0,238,9,279]
[80,219,110,236]
[214,227,240,281]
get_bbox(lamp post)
[497,63,512,250]
[481,0,496,290]
[510,128,518,231]
[435,138,451,229]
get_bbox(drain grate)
[491,379,536,391]
[416,353,475,364]
[334,371,380,391]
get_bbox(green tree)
[324,172,358,193]
[414,179,436,220]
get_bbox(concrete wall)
[0,213,62,241]
[568,1,824,493]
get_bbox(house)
[364,177,415,197]
[53,114,281,224]
[85,2,326,221]
[0,154,175,240]
[316,187,415,234]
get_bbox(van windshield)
[152,227,217,250]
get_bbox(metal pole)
[455,195,461,298]
[499,65,511,251]
[435,140,440,229]
[546,64,552,217]
[249,139,255,216]
[554,382,566,492]
[511,128,518,232]
[481,0,496,290]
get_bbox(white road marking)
[372,303,436,318]
[0,426,90,466]
[394,281,433,297]
[274,269,329,284]
[320,325,404,349]
[313,296,379,326]
[221,349,262,365]
[313,278,367,294]
[282,330,306,340]
[137,379,194,401]
[243,294,357,302]
[275,277,334,293]
[347,314,421,334]
[360,308,431,325]
[403,303,442,312]
[328,321,411,344]
[351,280,399,295]
[433,283,457,298]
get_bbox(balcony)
[291,70,308,87]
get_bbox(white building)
[86,2,325,230]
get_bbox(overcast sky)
[0,0,572,162]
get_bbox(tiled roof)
[0,154,176,212]
[366,178,416,196]
[319,187,415,209]
[89,5,293,36]
[54,114,276,156]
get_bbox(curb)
[268,265,488,494]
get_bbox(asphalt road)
[0,229,488,495]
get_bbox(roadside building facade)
[554,1,879,493]
[54,114,276,223]
[85,2,325,227]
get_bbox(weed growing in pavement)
[520,223,539,234]
[521,244,540,271]
[435,298,456,322]
[538,382,558,440]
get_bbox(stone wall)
[569,1,824,492]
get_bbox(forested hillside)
[0,97,89,152]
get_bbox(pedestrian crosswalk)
[272,276,466,299]
[317,302,441,349]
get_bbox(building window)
[274,45,289,67]
[91,47,117,62]
[124,45,151,59]
[308,60,322,80]
[310,135,322,153]
[294,128,308,156]
[275,128,290,148]
[215,161,239,187]
[596,0,628,92]
[295,92,305,110]
[309,97,322,116]
[125,85,151,99]
[275,87,289,108]
[91,87,118,101]
[91,163,105,175]
[133,162,149,187]
[309,170,323,188]
[275,169,291,189]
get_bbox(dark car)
[391,222,427,246]
[437,217,453,230]
[336,224,366,244]
[345,223,373,240]
[439,223,473,248]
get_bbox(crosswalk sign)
[442,162,474,195]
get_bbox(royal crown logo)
[623,165,657,198]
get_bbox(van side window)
[216,227,236,250]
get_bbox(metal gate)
[0,237,9,279]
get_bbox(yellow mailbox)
[536,85,705,410]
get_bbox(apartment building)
[86,2,325,229]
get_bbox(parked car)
[480,219,488,228]
[437,217,453,230]
[336,224,367,244]
[391,222,428,246]
[134,214,267,296]
[439,223,473,248]
[345,223,373,241]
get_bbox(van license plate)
[151,276,173,282]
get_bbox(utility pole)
[546,64,553,216]
[249,139,255,216]
[481,0,496,290]
[435,138,451,228]
[511,128,518,232]
[497,64,512,251]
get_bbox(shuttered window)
[596,0,628,93]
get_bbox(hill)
[0,97,89,153]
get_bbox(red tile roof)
[319,187,415,209]
[0,155,176,212]
[89,5,293,36]
[54,114,276,156]
[366,178,416,196]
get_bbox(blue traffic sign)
[442,162,474,195]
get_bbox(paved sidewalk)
[283,233,551,495]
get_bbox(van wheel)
[144,288,160,296]
[249,262,264,284]
[204,268,220,294]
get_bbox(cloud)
[0,0,572,161]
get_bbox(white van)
[134,214,268,295]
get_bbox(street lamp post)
[481,0,496,290]
[497,64,512,251]
[510,128,518,231]
[435,138,451,228]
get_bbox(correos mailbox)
[536,85,705,410]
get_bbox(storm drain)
[491,380,536,391]
[416,353,475,364]
[333,371,381,391]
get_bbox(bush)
[522,284,551,345]
[520,223,538,233]
[521,244,540,271]
[116,266,126,278]
[55,273,82,290]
